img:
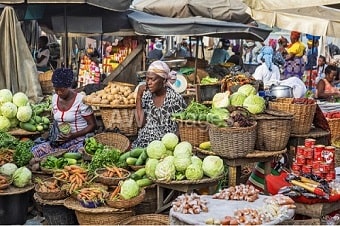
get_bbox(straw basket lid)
[64,197,127,213]
[0,183,34,196]
[152,174,224,185]
[118,214,169,225]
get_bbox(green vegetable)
[155,159,176,182]
[12,92,29,107]
[135,150,147,166]
[33,116,42,124]
[0,89,13,105]
[134,168,146,178]
[161,133,179,151]
[65,158,77,165]
[175,171,186,180]
[19,122,37,132]
[130,172,142,180]
[191,156,203,166]
[145,158,159,180]
[41,116,50,125]
[63,152,82,160]
[212,92,230,108]
[89,147,122,172]
[1,102,17,119]
[136,178,153,187]
[237,84,257,97]
[119,151,131,162]
[200,76,218,85]
[146,140,166,160]
[202,156,224,178]
[12,166,32,188]
[36,124,44,132]
[0,132,19,149]
[120,179,140,200]
[16,105,33,122]
[173,141,192,158]
[59,122,71,134]
[185,163,204,180]
[126,157,138,165]
[242,94,266,114]
[230,92,247,107]
[0,116,11,132]
[14,140,34,167]
[0,163,18,176]
[130,147,145,158]
[174,156,191,172]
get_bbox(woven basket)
[100,106,138,136]
[34,184,68,200]
[185,57,208,69]
[106,188,145,209]
[268,98,316,134]
[327,118,340,141]
[208,122,257,159]
[0,149,14,166]
[119,214,169,225]
[134,184,157,215]
[94,132,130,152]
[176,119,209,147]
[254,111,293,151]
[94,168,130,186]
[38,70,54,94]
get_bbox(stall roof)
[127,11,272,42]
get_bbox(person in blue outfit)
[210,39,230,65]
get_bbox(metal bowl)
[162,59,187,68]
[270,85,293,98]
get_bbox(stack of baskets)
[208,122,257,158]
[327,118,340,141]
[268,98,316,135]
[254,110,293,151]
[176,119,209,147]
[38,70,54,94]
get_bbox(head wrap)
[269,39,277,50]
[291,31,301,40]
[257,46,274,71]
[52,68,74,88]
[147,61,177,88]
[154,42,163,51]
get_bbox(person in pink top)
[315,65,340,101]
[31,68,97,158]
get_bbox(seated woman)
[132,61,187,148]
[31,68,97,158]
[315,65,340,101]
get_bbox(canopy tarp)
[127,11,271,42]
[243,0,340,10]
[243,0,340,37]
[0,6,42,102]
[132,0,253,24]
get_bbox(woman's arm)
[135,85,147,128]
[316,80,340,99]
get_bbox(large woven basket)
[176,119,209,147]
[208,122,257,159]
[100,105,137,136]
[268,98,316,134]
[94,168,130,186]
[38,70,53,94]
[254,110,293,151]
[106,188,145,209]
[94,132,130,152]
[118,214,169,225]
[327,118,340,141]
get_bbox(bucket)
[0,190,31,224]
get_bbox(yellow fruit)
[199,141,211,150]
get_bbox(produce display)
[0,174,11,191]
[324,110,340,119]
[35,178,61,193]
[0,89,51,133]
[172,193,208,214]
[221,73,256,93]
[53,165,89,194]
[212,184,260,202]
[83,82,136,106]
[77,187,109,208]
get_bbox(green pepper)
[185,112,198,121]
[198,113,207,121]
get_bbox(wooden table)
[223,149,287,194]
[154,176,222,214]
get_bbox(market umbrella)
[127,11,271,42]
[132,0,253,24]
[0,6,42,101]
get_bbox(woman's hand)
[137,84,147,99]
[57,133,73,143]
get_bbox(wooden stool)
[223,149,287,194]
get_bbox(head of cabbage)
[16,105,33,122]
[202,156,224,178]
[173,141,192,158]
[145,158,159,179]
[120,179,140,200]
[12,166,32,188]
[12,92,29,107]
[174,156,191,172]
[0,89,13,105]
[212,92,230,108]
[185,164,204,180]
[242,94,266,114]
[0,163,18,176]
[161,132,179,150]
[155,159,176,182]
[230,92,247,107]
[237,84,256,97]
[1,102,18,119]
[146,140,166,160]
[0,116,11,132]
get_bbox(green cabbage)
[146,140,166,159]
[174,156,191,172]
[0,116,11,132]
[161,132,179,150]
[202,156,224,178]
[230,92,247,107]
[185,164,204,180]
[0,89,13,105]
[1,102,17,119]
[155,159,176,182]
[145,158,159,179]
[163,156,175,164]
[120,179,140,200]
[12,92,29,107]
[191,156,203,166]
[9,117,19,128]
[212,92,230,108]
[242,94,266,114]
[173,141,192,158]
[237,84,256,97]
[16,105,33,122]
[0,163,18,176]
[12,166,32,188]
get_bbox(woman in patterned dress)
[31,68,97,158]
[132,61,187,148]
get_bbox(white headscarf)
[148,61,177,88]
